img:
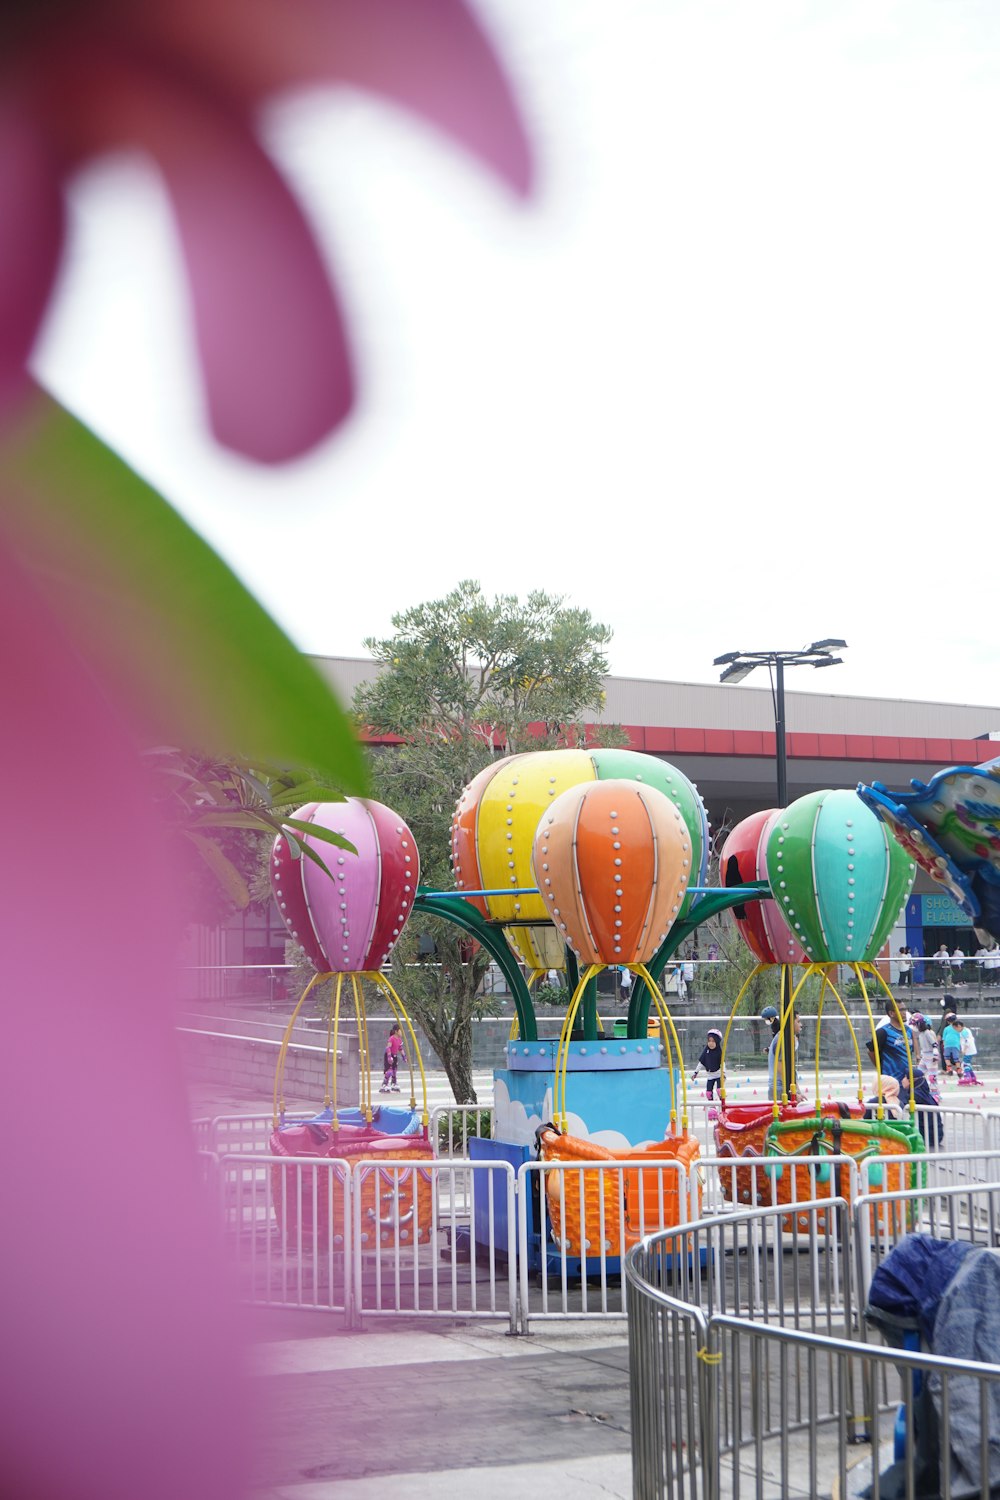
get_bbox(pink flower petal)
[0,538,247,1499]
[66,57,354,462]
[0,108,63,411]
[142,0,534,196]
[162,108,356,462]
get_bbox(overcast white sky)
[34,0,1000,709]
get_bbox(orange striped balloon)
[531,779,690,964]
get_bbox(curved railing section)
[625,1185,1000,1499]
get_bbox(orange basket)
[538,1127,701,1258]
[269,1122,434,1249]
[763,1114,924,1234]
[714,1106,924,1232]
[714,1101,862,1209]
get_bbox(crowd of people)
[897,940,1000,986]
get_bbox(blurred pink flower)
[0,542,249,1500]
[1,0,533,462]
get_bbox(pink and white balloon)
[271,800,420,972]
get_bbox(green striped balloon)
[764,789,915,963]
[589,747,709,921]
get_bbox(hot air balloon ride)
[714,790,926,1220]
[267,799,433,1249]
[531,776,703,1260]
[450,746,709,1040]
[450,748,711,1269]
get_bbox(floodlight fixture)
[712,639,848,806]
[807,638,848,653]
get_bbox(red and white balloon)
[271,800,420,972]
[719,809,807,965]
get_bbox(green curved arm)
[412,890,538,1040]
[628,883,770,1038]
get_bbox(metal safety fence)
[197,1111,1000,1338]
[627,1184,1000,1499]
[213,1151,517,1329]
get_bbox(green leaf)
[269,781,349,807]
[188,811,280,833]
[0,385,368,793]
[291,837,338,880]
[186,831,252,909]
[281,817,357,854]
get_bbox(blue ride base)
[472,1038,694,1276]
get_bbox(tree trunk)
[444,1048,477,1106]
[406,1000,479,1105]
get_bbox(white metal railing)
[696,1150,863,1220]
[517,1156,696,1331]
[204,1120,1000,1339]
[914,1101,990,1158]
[220,1152,353,1314]
[352,1158,516,1330]
[430,1103,494,1159]
[218,1151,516,1329]
[197,1112,312,1155]
[856,1179,1000,1303]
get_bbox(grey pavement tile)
[249,1343,632,1490]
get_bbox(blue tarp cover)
[867,1233,979,1344]
[306,1104,423,1136]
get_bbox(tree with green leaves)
[355,581,624,1103]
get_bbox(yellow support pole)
[810,965,865,1108]
[324,974,336,1111]
[329,973,343,1128]
[863,963,917,1116]
[555,966,601,1131]
[371,972,430,1128]
[635,963,689,1132]
[718,964,768,1111]
[351,974,373,1123]
[273,970,327,1128]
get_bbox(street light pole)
[713,640,847,808]
[713,639,847,1100]
[774,656,787,809]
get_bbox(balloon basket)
[269,1113,434,1250]
[714,1104,924,1231]
[537,1126,701,1259]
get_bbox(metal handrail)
[626,1186,1000,1499]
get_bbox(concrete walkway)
[246,1312,633,1499]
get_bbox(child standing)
[958,1022,980,1086]
[692,1028,724,1099]
[915,1017,939,1085]
[380,1022,406,1093]
[940,1014,962,1078]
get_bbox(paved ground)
[187,1026,1000,1498]
[245,1313,634,1499]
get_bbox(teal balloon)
[764,790,915,963]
